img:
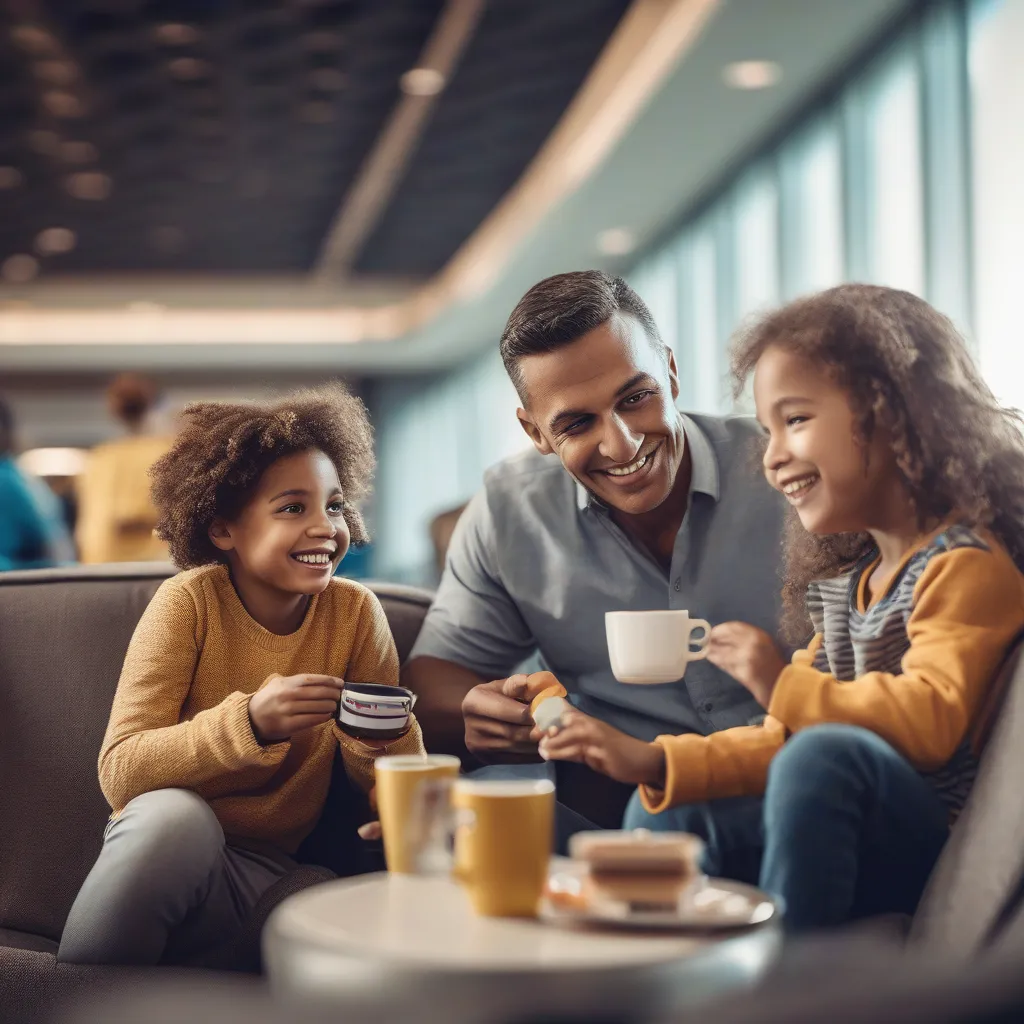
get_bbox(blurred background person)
[75,373,171,564]
[429,503,468,583]
[0,394,75,571]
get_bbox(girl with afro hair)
[59,383,425,966]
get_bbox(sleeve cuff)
[638,735,710,814]
[767,662,823,729]
[225,692,291,766]
[335,715,427,792]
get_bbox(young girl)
[58,384,425,965]
[536,284,1024,931]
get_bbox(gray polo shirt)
[409,413,787,742]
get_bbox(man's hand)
[462,673,539,762]
[706,622,785,708]
[248,673,344,745]
[358,786,382,841]
[535,711,665,787]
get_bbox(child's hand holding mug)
[248,673,345,744]
[706,622,786,708]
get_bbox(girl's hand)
[706,623,785,708]
[534,710,665,787]
[248,673,344,744]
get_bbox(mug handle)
[688,619,711,660]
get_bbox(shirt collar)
[576,411,721,512]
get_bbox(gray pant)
[58,788,294,966]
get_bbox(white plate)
[541,862,778,932]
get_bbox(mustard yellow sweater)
[641,525,1024,815]
[99,564,425,853]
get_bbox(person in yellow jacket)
[59,383,425,966]
[537,285,1024,933]
[75,373,172,563]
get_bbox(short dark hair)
[150,383,374,569]
[107,372,158,428]
[499,270,663,401]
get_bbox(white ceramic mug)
[605,610,711,684]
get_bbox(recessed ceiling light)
[300,100,334,124]
[150,225,186,253]
[2,253,40,284]
[308,67,347,91]
[28,129,61,155]
[400,67,445,97]
[33,60,78,86]
[35,227,77,255]
[60,140,98,164]
[0,167,23,190]
[155,23,199,46]
[722,60,782,91]
[597,227,636,256]
[10,24,58,55]
[304,31,341,52]
[168,56,211,80]
[43,90,84,117]
[65,171,112,200]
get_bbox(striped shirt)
[807,526,988,818]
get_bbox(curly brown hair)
[150,382,374,568]
[731,283,1024,644]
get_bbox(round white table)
[264,872,781,1024]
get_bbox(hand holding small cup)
[534,709,666,788]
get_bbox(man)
[401,271,786,827]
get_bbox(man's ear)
[208,518,235,553]
[517,408,553,455]
[664,345,680,402]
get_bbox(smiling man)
[402,270,787,825]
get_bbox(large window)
[779,119,846,299]
[970,0,1024,408]
[623,0,978,417]
[863,45,926,295]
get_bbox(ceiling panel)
[352,0,630,277]
[0,0,629,278]
[0,0,444,273]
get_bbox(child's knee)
[766,724,884,813]
[622,790,657,831]
[622,791,709,837]
[113,788,223,867]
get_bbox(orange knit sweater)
[99,564,425,853]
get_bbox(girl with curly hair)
[59,383,425,966]
[537,284,1024,931]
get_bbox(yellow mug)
[452,778,555,917]
[374,754,460,874]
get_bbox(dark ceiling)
[0,0,631,279]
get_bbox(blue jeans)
[623,724,951,933]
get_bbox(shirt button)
[673,578,681,592]
[703,701,713,713]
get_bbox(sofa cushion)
[910,642,1024,955]
[0,928,58,955]
[0,563,432,946]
